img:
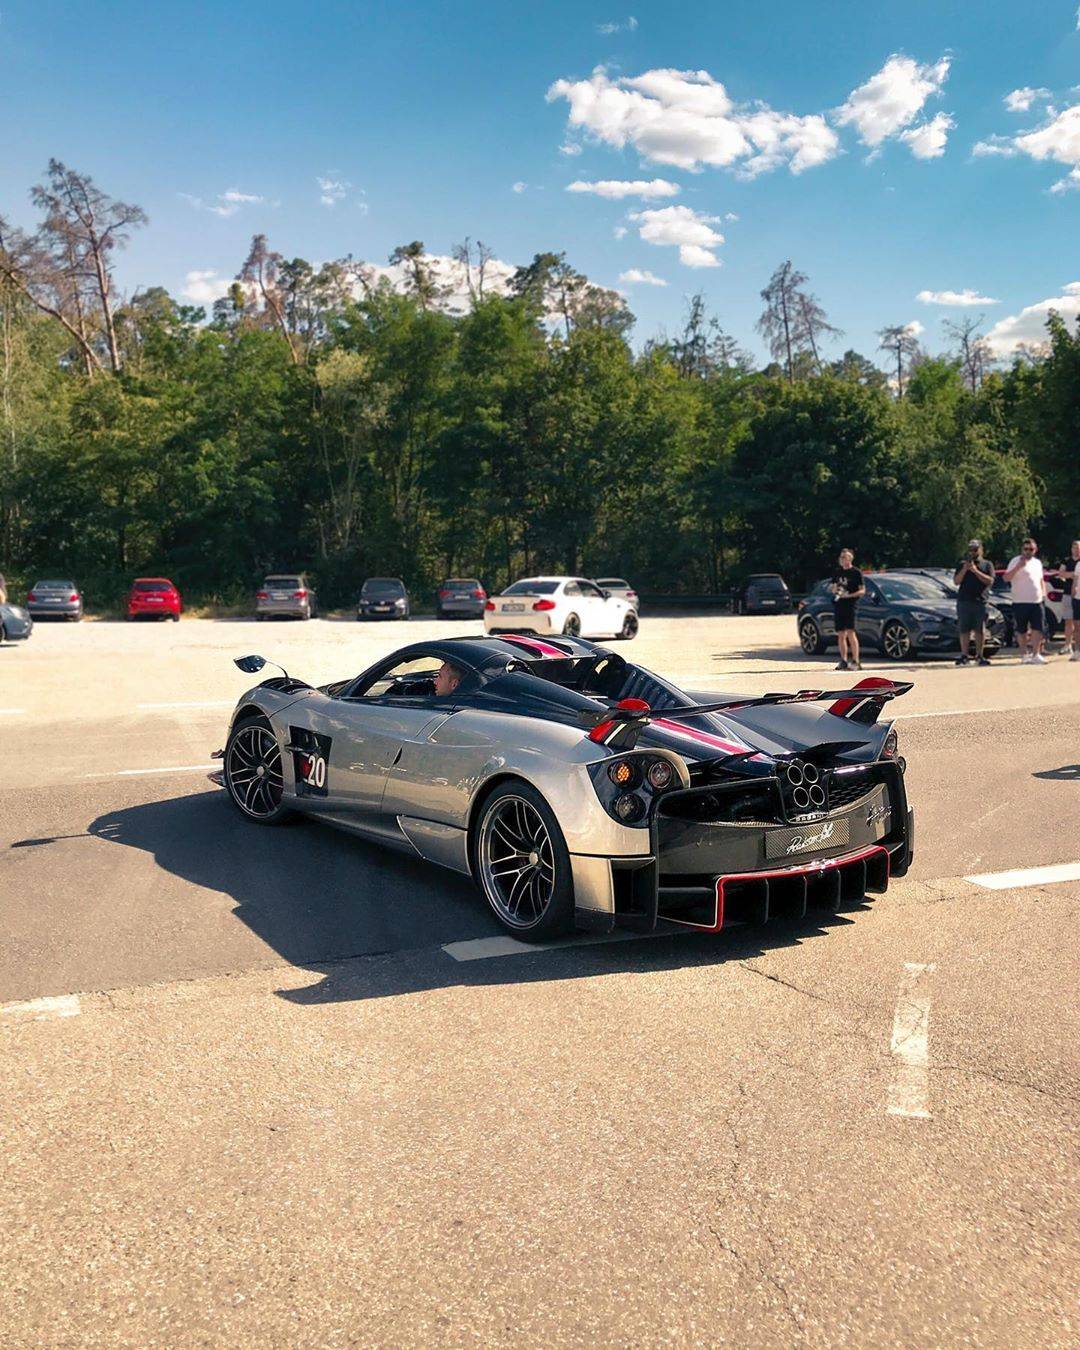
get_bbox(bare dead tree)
[877,324,921,397]
[239,234,300,360]
[30,160,147,373]
[758,262,840,382]
[0,215,103,374]
[944,315,996,392]
[794,291,842,374]
[452,238,498,306]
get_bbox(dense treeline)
[1,163,1076,609]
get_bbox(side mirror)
[234,654,266,673]
[601,589,610,600]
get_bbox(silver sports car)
[214,635,914,940]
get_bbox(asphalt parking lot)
[2,614,1077,1346]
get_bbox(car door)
[857,580,888,647]
[577,579,611,634]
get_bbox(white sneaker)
[1071,650,1080,662]
[1032,653,1048,665]
[1020,653,1033,664]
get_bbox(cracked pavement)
[1,615,1078,1345]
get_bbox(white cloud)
[317,175,349,207]
[724,211,739,221]
[179,188,265,218]
[547,66,840,176]
[358,252,519,315]
[618,268,667,286]
[917,288,999,306]
[566,177,679,199]
[902,320,924,337]
[834,55,951,151]
[628,204,724,267]
[512,180,528,193]
[899,111,954,159]
[980,102,1080,192]
[597,15,638,34]
[613,225,628,239]
[984,281,1080,355]
[559,142,582,156]
[1004,87,1051,113]
[181,269,232,304]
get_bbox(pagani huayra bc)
[215,635,913,940]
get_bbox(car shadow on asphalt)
[713,645,964,672]
[88,789,866,1006]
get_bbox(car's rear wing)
[583,679,913,748]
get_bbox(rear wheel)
[473,782,574,940]
[799,619,826,656]
[562,613,581,637]
[881,620,914,661]
[615,611,639,640]
[224,716,293,825]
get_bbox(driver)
[434,661,463,698]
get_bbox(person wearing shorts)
[1004,538,1047,664]
[831,548,864,671]
[1051,540,1079,659]
[953,539,994,666]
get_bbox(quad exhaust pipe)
[784,759,826,810]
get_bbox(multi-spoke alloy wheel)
[476,786,577,937]
[881,620,912,661]
[226,721,287,821]
[562,613,581,637]
[618,612,639,640]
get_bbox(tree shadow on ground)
[85,789,870,1006]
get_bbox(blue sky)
[3,0,1078,362]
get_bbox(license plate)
[375,604,392,611]
[271,591,289,600]
[762,600,776,606]
[147,596,162,603]
[504,603,525,613]
[765,817,849,861]
[43,597,61,603]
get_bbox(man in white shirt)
[1003,538,1047,664]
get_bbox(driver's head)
[434,661,463,698]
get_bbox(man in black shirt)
[831,548,864,671]
[1050,540,1079,657]
[953,538,994,666]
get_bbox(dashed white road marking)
[1,994,81,1023]
[443,930,654,961]
[887,962,935,1120]
[136,700,234,710]
[965,862,1080,890]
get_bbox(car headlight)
[395,598,406,607]
[910,609,943,624]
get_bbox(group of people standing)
[827,540,1080,671]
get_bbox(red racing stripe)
[499,634,567,658]
[651,717,753,755]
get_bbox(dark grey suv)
[797,571,1005,661]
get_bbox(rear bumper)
[27,603,80,618]
[484,614,555,634]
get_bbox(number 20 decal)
[302,754,326,788]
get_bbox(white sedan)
[484,576,639,641]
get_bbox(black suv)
[734,573,792,615]
[797,570,1005,661]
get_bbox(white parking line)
[896,707,1004,720]
[965,862,1080,890]
[442,930,653,961]
[887,962,935,1120]
[0,708,25,715]
[81,763,219,780]
[1,994,81,1023]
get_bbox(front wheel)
[799,619,826,656]
[881,620,914,661]
[562,613,581,637]
[473,782,575,940]
[224,716,294,825]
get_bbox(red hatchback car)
[127,577,182,621]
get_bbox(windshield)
[35,580,75,590]
[444,579,480,588]
[134,580,172,592]
[504,579,559,595]
[748,576,786,591]
[597,578,629,588]
[362,579,404,595]
[264,576,301,587]
[876,575,951,602]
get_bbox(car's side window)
[352,656,444,700]
[579,580,603,598]
[564,582,581,597]
[864,583,882,605]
